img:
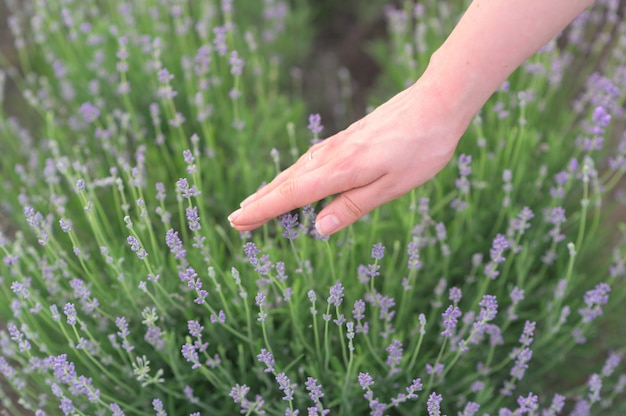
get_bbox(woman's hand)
[228,76,471,236]
[228,0,594,236]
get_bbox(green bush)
[0,0,625,415]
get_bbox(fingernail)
[228,208,242,226]
[315,215,340,236]
[240,193,256,207]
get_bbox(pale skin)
[229,0,595,236]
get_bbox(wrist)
[413,51,482,139]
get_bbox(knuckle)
[339,193,364,221]
[278,179,300,204]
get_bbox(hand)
[228,77,470,236]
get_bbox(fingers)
[314,176,398,235]
[239,140,328,208]
[229,158,377,231]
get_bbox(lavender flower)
[407,240,422,270]
[257,348,274,373]
[578,282,611,323]
[276,372,295,401]
[601,351,622,377]
[516,392,538,414]
[461,402,480,416]
[449,287,462,303]
[441,305,462,337]
[307,113,323,136]
[327,282,344,307]
[426,392,442,416]
[385,339,403,370]
[305,377,324,402]
[63,303,77,326]
[188,320,203,338]
[588,373,602,403]
[510,347,533,380]
[478,295,498,322]
[165,229,186,259]
[186,206,201,231]
[543,394,566,416]
[358,372,374,390]
[229,51,244,76]
[79,101,100,123]
[127,236,148,260]
[371,242,385,260]
[182,343,201,369]
[353,299,365,320]
[278,212,299,241]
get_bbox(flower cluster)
[0,0,625,415]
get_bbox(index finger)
[228,150,381,230]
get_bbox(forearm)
[421,0,594,126]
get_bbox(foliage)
[0,0,625,415]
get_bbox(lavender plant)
[1,0,625,415]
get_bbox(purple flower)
[305,377,324,401]
[544,394,566,416]
[471,381,484,392]
[385,339,403,368]
[152,399,166,416]
[115,317,130,338]
[516,392,538,414]
[425,363,444,375]
[462,401,480,416]
[59,218,72,233]
[358,372,374,389]
[591,105,611,132]
[458,154,472,176]
[570,399,590,416]
[213,26,229,56]
[63,303,77,326]
[435,223,447,242]
[177,178,200,198]
[478,295,498,322]
[588,373,602,403]
[489,234,508,263]
[441,305,462,337]
[79,102,100,123]
[510,347,533,380]
[578,282,611,323]
[127,236,148,260]
[426,392,442,416]
[510,207,534,234]
[8,325,30,353]
[257,348,275,373]
[186,206,201,231]
[601,351,622,377]
[510,287,524,305]
[229,51,244,76]
[182,343,201,369]
[157,68,174,83]
[307,113,323,136]
[353,299,365,320]
[188,320,203,338]
[60,397,74,415]
[276,372,295,401]
[75,179,86,192]
[278,212,299,241]
[407,241,422,270]
[371,242,385,260]
[230,384,250,404]
[519,320,536,345]
[165,229,186,259]
[449,287,462,303]
[327,282,344,307]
